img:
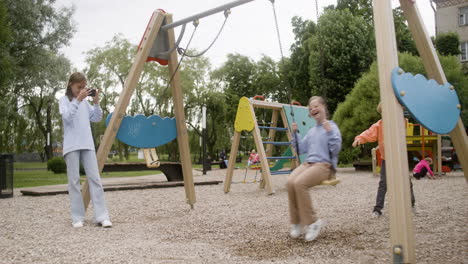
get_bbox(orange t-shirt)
[355,119,385,160]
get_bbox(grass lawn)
[14,170,164,188]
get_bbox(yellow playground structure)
[224,96,339,195]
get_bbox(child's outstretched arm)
[425,162,434,177]
[352,122,379,147]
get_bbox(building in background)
[433,0,468,63]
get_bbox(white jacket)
[59,96,102,156]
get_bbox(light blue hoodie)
[59,96,102,156]
[291,121,342,169]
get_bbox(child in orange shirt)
[352,103,415,217]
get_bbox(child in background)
[59,72,112,228]
[352,102,415,217]
[413,157,435,179]
[288,96,342,241]
[247,149,259,167]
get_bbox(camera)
[88,89,96,97]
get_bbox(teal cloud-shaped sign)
[391,67,461,134]
[106,114,177,148]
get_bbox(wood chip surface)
[1,168,466,263]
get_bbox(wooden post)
[166,14,196,207]
[224,131,241,193]
[82,11,166,209]
[249,102,274,194]
[400,0,468,180]
[373,1,415,263]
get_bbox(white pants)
[64,150,110,224]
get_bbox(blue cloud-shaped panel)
[391,67,460,134]
[105,114,177,148]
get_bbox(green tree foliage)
[333,53,468,162]
[284,16,317,105]
[435,32,461,56]
[309,8,375,114]
[211,53,257,126]
[336,0,373,25]
[0,0,12,87]
[393,7,418,55]
[1,0,75,159]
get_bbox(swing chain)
[180,10,230,58]
[269,0,300,153]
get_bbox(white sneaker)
[72,221,84,228]
[304,219,324,241]
[100,220,112,228]
[289,224,303,239]
[372,210,382,218]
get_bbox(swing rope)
[179,9,230,58]
[163,10,230,95]
[269,0,300,155]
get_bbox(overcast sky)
[54,0,436,71]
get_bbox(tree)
[435,32,461,56]
[393,7,418,55]
[309,8,375,114]
[0,0,12,87]
[22,53,71,160]
[211,53,256,125]
[2,0,75,159]
[336,0,373,25]
[284,16,317,105]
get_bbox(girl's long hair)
[66,72,86,101]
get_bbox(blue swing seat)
[105,113,177,148]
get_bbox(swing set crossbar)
[161,0,256,31]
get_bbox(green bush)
[435,32,460,56]
[338,147,362,165]
[47,157,66,174]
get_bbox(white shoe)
[304,219,324,241]
[100,220,112,228]
[72,221,84,228]
[289,224,303,239]
[371,210,382,218]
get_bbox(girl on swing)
[287,96,342,241]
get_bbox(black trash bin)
[0,154,13,198]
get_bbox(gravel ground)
[0,168,466,264]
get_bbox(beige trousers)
[287,162,331,226]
